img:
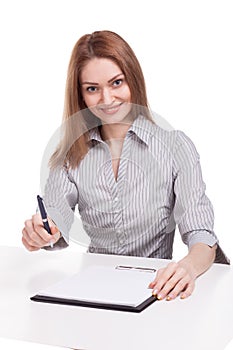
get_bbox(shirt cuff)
[187,230,230,265]
[187,230,217,249]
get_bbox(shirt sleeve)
[42,165,79,250]
[173,131,230,264]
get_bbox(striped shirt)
[44,115,229,264]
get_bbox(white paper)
[38,265,156,307]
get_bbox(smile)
[99,103,123,115]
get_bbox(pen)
[37,195,53,248]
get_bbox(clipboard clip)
[116,265,156,273]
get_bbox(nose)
[101,87,114,105]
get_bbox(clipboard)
[31,265,157,313]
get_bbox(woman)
[22,30,229,301]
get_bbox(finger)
[148,268,165,289]
[165,276,190,300]
[23,225,54,249]
[50,226,61,243]
[22,226,42,248]
[31,214,56,244]
[24,219,49,247]
[151,262,178,296]
[157,267,188,300]
[22,233,40,252]
[180,281,195,300]
[32,214,60,243]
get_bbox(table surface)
[0,246,232,350]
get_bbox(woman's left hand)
[148,261,197,301]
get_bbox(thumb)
[50,226,61,242]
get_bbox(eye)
[112,79,123,87]
[86,86,98,92]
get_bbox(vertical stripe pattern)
[43,115,229,264]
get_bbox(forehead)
[80,57,122,82]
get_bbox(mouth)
[98,102,123,115]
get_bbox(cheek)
[120,85,131,101]
[82,92,97,108]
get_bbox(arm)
[149,131,228,300]
[172,131,229,264]
[22,165,78,251]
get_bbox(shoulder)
[135,114,199,151]
[150,122,199,159]
[173,130,200,162]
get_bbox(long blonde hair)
[50,30,153,169]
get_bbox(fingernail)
[166,295,172,301]
[157,294,162,300]
[180,294,186,299]
[152,289,158,297]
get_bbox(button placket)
[114,135,134,251]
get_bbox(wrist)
[179,243,217,279]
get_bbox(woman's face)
[80,57,132,124]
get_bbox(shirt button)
[119,239,124,245]
[114,197,119,202]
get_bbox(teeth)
[105,107,117,111]
[103,106,118,110]
[100,103,122,111]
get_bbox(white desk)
[0,246,232,350]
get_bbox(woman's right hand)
[22,213,61,251]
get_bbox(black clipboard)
[30,265,157,313]
[30,294,156,313]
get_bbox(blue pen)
[37,195,53,248]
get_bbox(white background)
[0,0,232,348]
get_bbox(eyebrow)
[81,73,124,86]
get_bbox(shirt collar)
[129,115,155,146]
[88,115,155,146]
[89,126,103,143]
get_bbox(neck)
[100,122,132,141]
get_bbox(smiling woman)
[49,30,152,169]
[22,30,229,303]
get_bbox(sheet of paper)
[38,265,156,307]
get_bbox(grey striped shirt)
[44,115,229,264]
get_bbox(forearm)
[178,242,217,279]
